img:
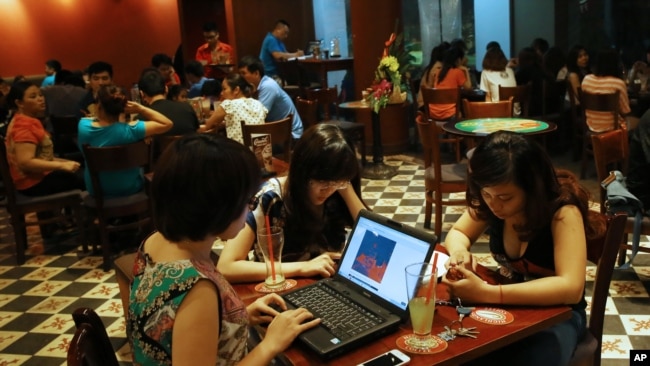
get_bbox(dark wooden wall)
[350,0,402,99]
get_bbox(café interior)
[0,0,649,365]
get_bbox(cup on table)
[256,226,286,288]
[361,90,370,103]
[405,262,437,346]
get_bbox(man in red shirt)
[195,22,234,66]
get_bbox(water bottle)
[130,83,141,104]
[330,37,340,57]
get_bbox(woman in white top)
[480,46,516,102]
[202,73,268,144]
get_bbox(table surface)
[232,249,571,366]
[339,100,371,110]
[442,117,557,137]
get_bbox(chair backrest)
[152,134,183,165]
[462,97,513,118]
[580,90,621,129]
[591,129,629,211]
[420,86,461,120]
[0,139,21,211]
[305,86,339,120]
[498,84,530,117]
[68,307,119,366]
[82,141,151,203]
[415,111,443,179]
[240,115,293,162]
[583,213,627,364]
[295,97,319,130]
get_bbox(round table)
[442,117,557,137]
[339,101,398,180]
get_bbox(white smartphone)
[357,349,411,366]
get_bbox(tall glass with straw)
[256,219,286,288]
[404,253,439,350]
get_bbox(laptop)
[281,209,437,359]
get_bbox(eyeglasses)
[309,180,350,191]
[248,194,260,211]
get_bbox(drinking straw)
[264,215,276,281]
[425,252,438,305]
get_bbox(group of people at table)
[417,37,650,211]
[1,27,647,365]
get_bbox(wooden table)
[442,118,557,137]
[233,252,572,365]
[339,101,398,180]
[298,57,353,88]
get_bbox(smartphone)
[357,349,411,366]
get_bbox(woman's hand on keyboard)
[247,293,286,325]
[299,253,340,278]
[263,308,321,354]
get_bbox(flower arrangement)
[367,23,414,113]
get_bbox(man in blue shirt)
[259,20,304,79]
[238,56,303,139]
[41,59,61,87]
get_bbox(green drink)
[408,296,436,335]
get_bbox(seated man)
[42,69,87,117]
[41,59,61,87]
[185,60,213,99]
[238,56,303,139]
[79,61,113,118]
[151,53,180,86]
[259,19,304,80]
[137,68,199,136]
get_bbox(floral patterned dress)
[129,246,249,366]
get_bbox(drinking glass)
[405,262,438,350]
[256,226,286,288]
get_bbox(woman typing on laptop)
[218,124,367,282]
[128,134,319,365]
[441,131,605,366]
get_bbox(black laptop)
[281,210,437,359]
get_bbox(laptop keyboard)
[285,282,385,340]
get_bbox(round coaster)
[396,334,448,355]
[254,279,297,293]
[470,307,515,325]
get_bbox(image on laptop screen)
[337,214,433,312]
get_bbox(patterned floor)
[0,156,648,366]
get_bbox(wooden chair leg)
[98,220,112,272]
[424,200,432,229]
[434,198,443,239]
[580,137,589,179]
[359,133,367,165]
[13,215,27,265]
[617,235,628,266]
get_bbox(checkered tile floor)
[0,157,648,366]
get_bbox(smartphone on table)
[357,349,410,366]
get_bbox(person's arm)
[202,104,226,131]
[444,205,587,306]
[14,142,79,173]
[217,224,338,283]
[458,66,473,89]
[567,73,581,104]
[479,72,491,101]
[443,209,488,267]
[172,280,220,366]
[125,101,173,137]
[271,50,304,61]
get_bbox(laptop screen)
[337,213,434,312]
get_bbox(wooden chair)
[304,86,367,164]
[415,111,467,238]
[295,97,319,130]
[579,90,621,179]
[241,115,293,163]
[82,141,153,271]
[152,134,183,167]
[590,130,650,267]
[0,139,86,264]
[67,307,119,366]
[420,86,464,162]
[568,213,627,366]
[462,97,514,119]
[498,84,530,117]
